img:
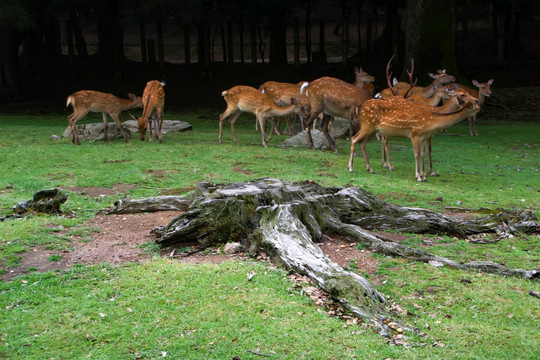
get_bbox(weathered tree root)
[147,179,538,336]
[13,188,68,215]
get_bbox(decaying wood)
[145,179,538,336]
[13,188,68,214]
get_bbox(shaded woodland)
[0,0,538,107]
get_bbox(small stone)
[49,135,62,140]
[224,242,242,254]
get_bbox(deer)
[348,58,480,182]
[381,86,480,176]
[446,79,493,136]
[218,85,310,147]
[130,80,166,143]
[66,90,143,145]
[300,77,374,152]
[259,81,309,136]
[378,69,455,100]
[353,67,376,95]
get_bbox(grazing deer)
[300,77,374,152]
[66,91,143,145]
[131,80,166,142]
[353,67,376,95]
[447,79,493,136]
[349,58,480,181]
[259,81,309,135]
[218,85,310,147]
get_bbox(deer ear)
[472,80,480,87]
[127,93,135,99]
[354,67,360,73]
[487,79,494,85]
[428,73,435,79]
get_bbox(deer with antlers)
[348,58,480,182]
[300,77,374,152]
[218,85,310,147]
[131,80,166,142]
[378,69,455,100]
[66,91,143,145]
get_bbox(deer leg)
[148,115,154,143]
[101,113,110,141]
[382,135,394,170]
[286,114,294,135]
[427,137,438,177]
[303,111,321,150]
[219,108,237,144]
[349,130,375,173]
[157,110,164,143]
[473,114,478,136]
[412,138,425,182]
[257,114,268,147]
[228,111,242,145]
[69,111,87,145]
[273,117,282,135]
[321,114,337,153]
[468,116,474,136]
[266,118,276,141]
[110,113,130,142]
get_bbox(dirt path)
[2,210,380,282]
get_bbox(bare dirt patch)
[2,212,382,282]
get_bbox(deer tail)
[300,82,309,95]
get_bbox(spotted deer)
[66,91,143,145]
[218,85,310,147]
[131,80,166,142]
[447,79,493,135]
[353,67,376,95]
[349,59,480,181]
[300,77,374,152]
[378,69,455,100]
[259,81,309,135]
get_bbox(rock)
[224,242,243,254]
[122,120,192,134]
[282,129,332,149]
[328,117,351,139]
[49,135,62,141]
[63,120,192,142]
[282,118,351,149]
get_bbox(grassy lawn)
[0,111,538,359]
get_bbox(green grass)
[0,111,538,359]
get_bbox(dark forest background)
[0,0,539,109]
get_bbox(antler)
[403,58,417,99]
[386,55,397,96]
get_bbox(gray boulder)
[282,118,351,149]
[62,120,192,142]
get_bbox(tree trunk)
[403,0,461,83]
[0,26,23,101]
[150,179,538,336]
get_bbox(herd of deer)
[66,58,493,182]
[219,57,493,182]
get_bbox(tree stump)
[152,179,538,336]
